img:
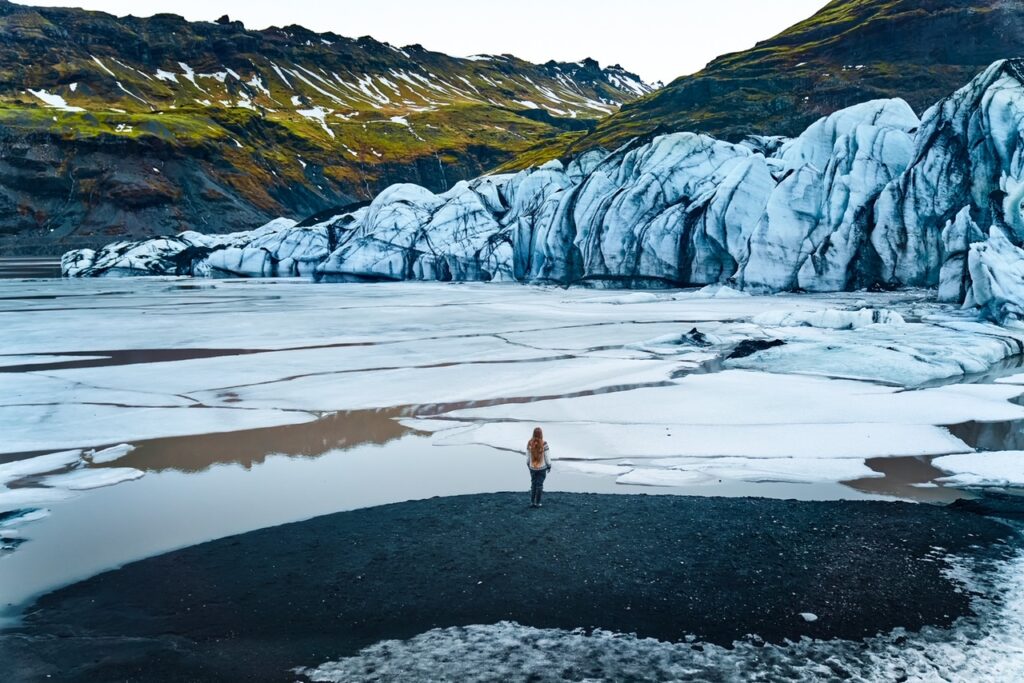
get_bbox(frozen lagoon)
[2,278,1024,620]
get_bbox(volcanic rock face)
[64,60,1024,320]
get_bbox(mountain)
[0,1,653,254]
[63,59,1024,322]
[516,0,1024,165]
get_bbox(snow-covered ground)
[2,278,1024,615]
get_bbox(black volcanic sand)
[2,493,1017,682]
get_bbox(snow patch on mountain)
[27,89,85,112]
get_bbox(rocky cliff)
[63,60,1024,321]
[0,1,652,254]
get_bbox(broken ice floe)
[86,444,136,464]
[41,468,144,491]
[0,446,142,538]
[933,452,1024,488]
[4,281,1024,492]
[426,369,1024,487]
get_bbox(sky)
[17,1,832,84]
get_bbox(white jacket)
[526,442,551,471]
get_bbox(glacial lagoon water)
[1,276,1023,625]
[0,258,61,280]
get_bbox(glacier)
[63,60,1024,320]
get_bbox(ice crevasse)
[63,60,1024,320]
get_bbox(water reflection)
[843,456,971,503]
[846,389,1024,501]
[948,413,1024,452]
[107,409,417,473]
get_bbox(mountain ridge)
[514,0,1024,167]
[0,0,653,254]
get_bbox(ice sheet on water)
[396,418,476,434]
[0,373,198,409]
[616,469,713,486]
[728,321,1024,386]
[996,371,1024,385]
[933,452,1024,487]
[0,509,50,528]
[41,467,144,490]
[0,404,316,454]
[194,356,680,413]
[0,447,144,515]
[752,308,906,329]
[436,421,968,461]
[644,457,883,485]
[0,450,83,489]
[1,281,1022,485]
[86,444,136,464]
[556,461,635,477]
[574,292,663,305]
[443,371,1024,428]
[0,487,75,508]
[295,550,1024,683]
[421,369,1021,486]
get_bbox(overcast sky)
[18,1,831,84]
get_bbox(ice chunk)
[577,293,662,305]
[648,457,882,484]
[42,467,145,491]
[0,508,50,528]
[557,462,634,477]
[0,450,82,485]
[933,451,1024,487]
[445,370,1024,431]
[964,226,1024,322]
[436,422,968,461]
[86,444,136,464]
[617,469,712,487]
[752,308,905,329]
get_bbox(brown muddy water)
[845,456,972,503]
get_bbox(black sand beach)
[2,493,1016,682]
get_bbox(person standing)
[526,427,551,508]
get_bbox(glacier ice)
[964,226,1024,323]
[62,60,1024,321]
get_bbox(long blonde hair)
[528,427,545,468]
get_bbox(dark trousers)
[529,468,547,505]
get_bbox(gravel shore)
[2,492,1016,682]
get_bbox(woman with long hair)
[526,426,551,508]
